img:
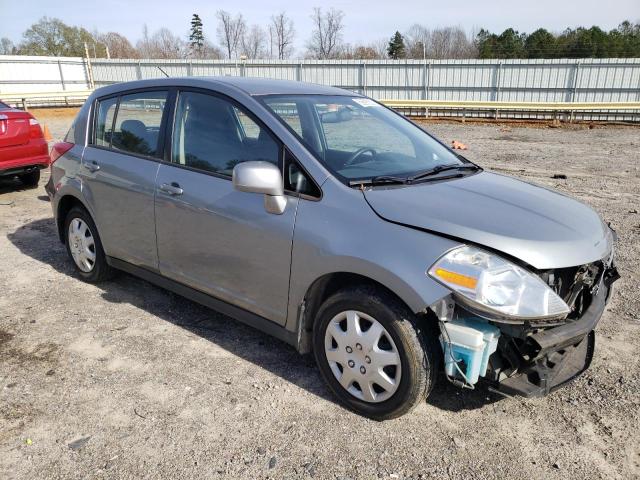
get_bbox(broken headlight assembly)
[428,245,570,323]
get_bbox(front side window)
[171,91,279,176]
[111,91,167,157]
[262,95,464,183]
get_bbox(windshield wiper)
[349,164,480,188]
[408,163,480,182]
[349,175,409,187]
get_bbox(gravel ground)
[1,110,639,479]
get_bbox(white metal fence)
[1,55,639,120]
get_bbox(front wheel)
[313,285,438,420]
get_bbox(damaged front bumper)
[487,264,619,397]
[434,258,620,397]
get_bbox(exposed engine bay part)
[432,260,619,397]
[439,317,500,388]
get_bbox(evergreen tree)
[189,13,204,56]
[525,28,556,58]
[387,31,405,59]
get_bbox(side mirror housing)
[232,161,287,215]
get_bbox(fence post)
[57,60,66,91]
[570,60,580,102]
[297,63,302,82]
[187,60,193,77]
[83,42,95,89]
[423,61,427,100]
[494,62,502,102]
[361,62,367,96]
[136,61,142,80]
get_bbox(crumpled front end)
[432,237,619,397]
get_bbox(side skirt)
[106,256,300,350]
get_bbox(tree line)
[1,12,638,60]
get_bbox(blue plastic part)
[441,339,484,384]
[440,316,501,384]
[458,317,501,377]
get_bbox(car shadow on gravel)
[8,217,504,413]
[0,176,37,195]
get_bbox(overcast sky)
[1,0,638,54]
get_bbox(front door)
[154,90,298,325]
[80,90,168,268]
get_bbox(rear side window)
[95,97,118,147]
[111,91,167,158]
[171,91,280,177]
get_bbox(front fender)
[285,179,459,332]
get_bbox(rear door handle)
[159,182,184,196]
[85,161,100,172]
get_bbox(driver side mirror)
[232,161,287,215]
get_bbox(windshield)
[261,95,465,183]
[0,101,9,110]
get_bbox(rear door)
[80,89,169,268]
[154,89,298,325]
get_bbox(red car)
[0,101,50,186]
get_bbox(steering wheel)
[344,147,377,167]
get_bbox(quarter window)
[284,149,321,198]
[94,96,117,147]
[261,101,303,137]
[171,91,280,176]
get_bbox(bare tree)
[306,7,345,59]
[338,42,385,59]
[404,24,477,59]
[216,10,246,59]
[0,37,16,55]
[241,25,267,59]
[405,24,431,58]
[98,32,138,58]
[269,12,295,59]
[136,25,186,59]
[136,25,153,57]
[200,40,224,59]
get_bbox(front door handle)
[85,161,100,172]
[159,182,184,196]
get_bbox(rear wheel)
[63,206,114,282]
[313,285,438,420]
[18,169,40,187]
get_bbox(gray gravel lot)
[1,111,639,479]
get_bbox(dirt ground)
[1,109,639,480]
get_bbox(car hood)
[363,171,611,269]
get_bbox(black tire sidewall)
[313,287,432,420]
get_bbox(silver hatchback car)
[47,77,618,419]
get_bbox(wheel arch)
[56,194,91,243]
[295,271,440,354]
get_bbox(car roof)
[208,76,357,96]
[93,76,359,98]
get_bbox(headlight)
[428,245,570,322]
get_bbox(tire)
[18,169,40,187]
[313,285,438,420]
[63,206,114,282]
